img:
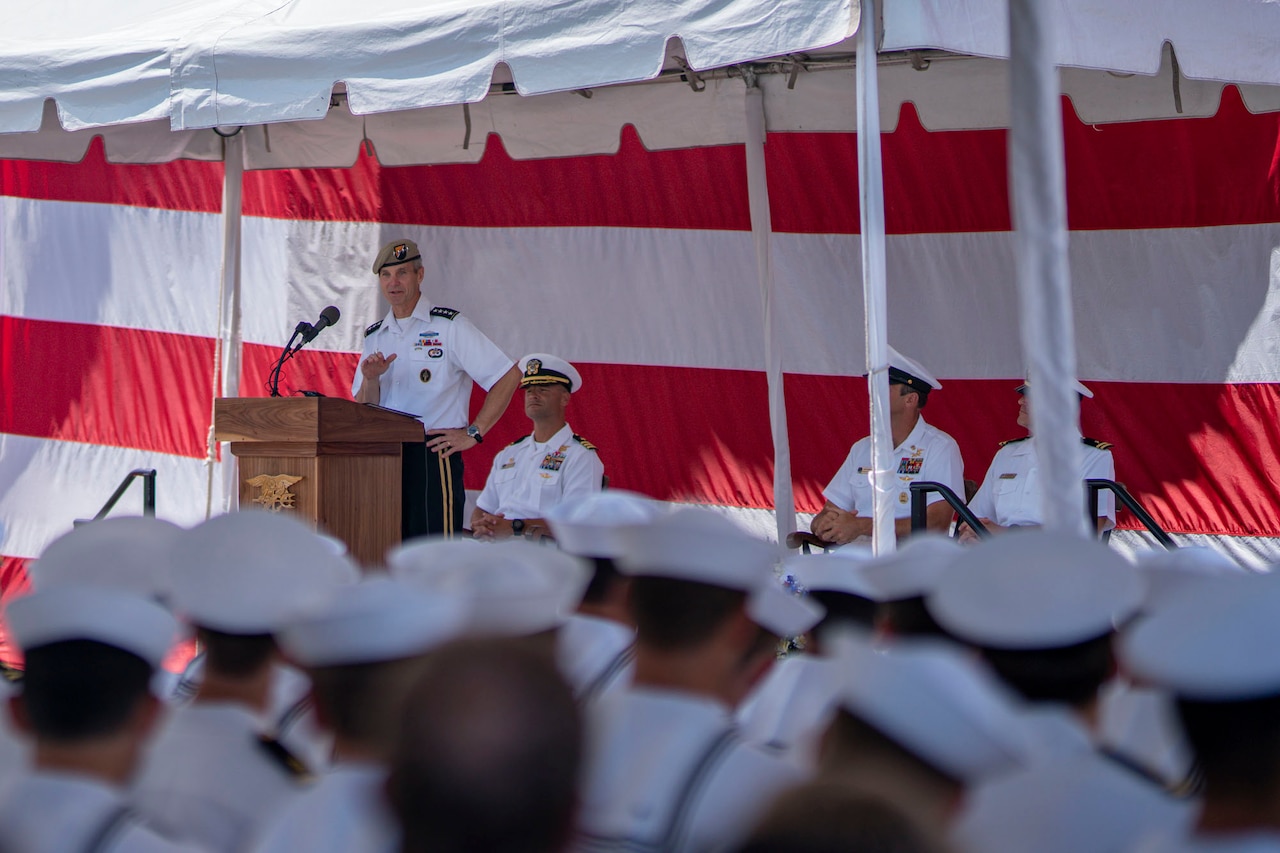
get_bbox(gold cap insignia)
[524,358,542,377]
[246,474,303,512]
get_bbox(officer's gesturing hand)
[361,351,397,380]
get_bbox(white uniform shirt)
[0,771,202,852]
[1137,832,1280,853]
[952,705,1193,853]
[475,423,604,518]
[576,686,806,853]
[131,703,309,853]
[350,299,513,431]
[968,436,1116,529]
[824,417,964,517]
[556,614,635,704]
[248,763,397,853]
[736,655,843,772]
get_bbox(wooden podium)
[214,398,425,567]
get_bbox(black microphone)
[298,306,341,345]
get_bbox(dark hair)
[581,557,625,606]
[21,640,153,741]
[388,638,581,853]
[737,780,944,853]
[809,590,878,646]
[308,656,426,749]
[978,633,1114,707]
[1176,692,1280,804]
[197,628,276,678]
[822,708,962,788]
[894,382,928,409]
[877,597,946,639]
[630,576,746,651]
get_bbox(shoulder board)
[256,735,314,783]
[364,320,383,337]
[0,662,22,683]
[1083,437,1114,451]
[998,436,1030,448]
[507,434,529,447]
[430,306,459,320]
[573,434,598,452]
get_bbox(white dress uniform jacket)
[952,706,1192,853]
[0,771,203,852]
[576,687,806,853]
[735,655,843,772]
[350,299,513,431]
[556,614,635,705]
[824,417,964,517]
[968,436,1116,529]
[248,763,397,853]
[131,703,309,853]
[1136,833,1280,853]
[475,423,604,519]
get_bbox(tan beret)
[372,239,421,274]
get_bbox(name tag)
[999,473,1017,480]
[857,467,872,475]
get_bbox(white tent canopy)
[4,1,1280,166]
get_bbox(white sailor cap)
[6,584,178,669]
[785,552,880,601]
[858,535,963,602]
[519,353,583,393]
[616,508,824,637]
[927,531,1143,650]
[545,490,665,559]
[1121,573,1280,700]
[170,511,359,634]
[1133,546,1248,613]
[278,577,470,668]
[29,516,185,602]
[1015,378,1095,399]
[836,638,1032,782]
[387,537,590,637]
[886,346,943,392]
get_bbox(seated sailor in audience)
[575,509,823,853]
[961,379,1114,540]
[812,348,964,545]
[1123,566,1280,852]
[131,512,357,853]
[249,577,470,853]
[0,583,202,852]
[472,354,604,540]
[927,532,1193,853]
[388,638,583,853]
[545,491,665,705]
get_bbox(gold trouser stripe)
[439,450,454,537]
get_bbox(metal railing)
[909,481,989,538]
[86,468,156,521]
[1087,479,1176,550]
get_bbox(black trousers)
[402,441,465,539]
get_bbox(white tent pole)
[205,131,245,519]
[743,81,794,544]
[856,0,895,555]
[1008,0,1088,537]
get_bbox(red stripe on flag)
[7,90,1273,236]
[0,317,214,458]
[0,137,223,212]
[9,327,1278,538]
[0,556,30,666]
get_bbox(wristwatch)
[511,519,526,536]
[466,424,483,444]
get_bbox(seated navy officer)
[960,379,1114,541]
[812,348,964,544]
[472,354,604,540]
[352,238,521,537]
